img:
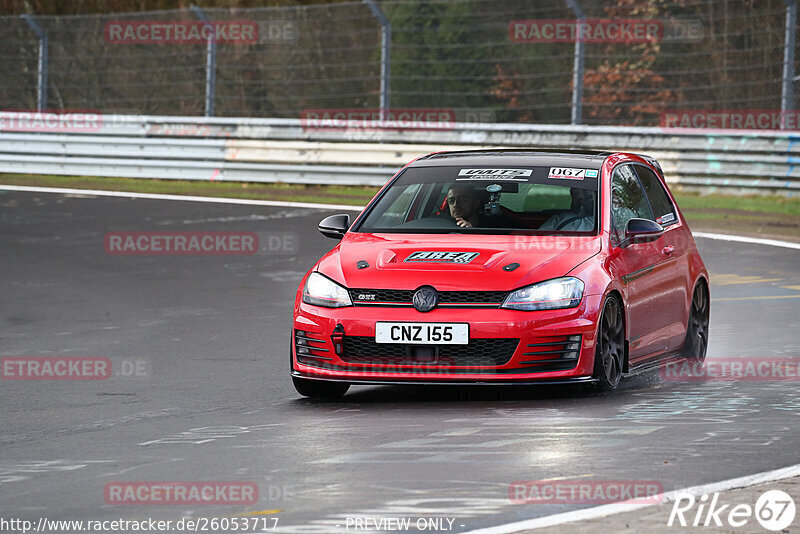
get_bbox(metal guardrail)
[1,114,799,194]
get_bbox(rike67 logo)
[668,490,795,531]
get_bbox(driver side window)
[611,165,652,241]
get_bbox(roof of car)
[410,149,614,169]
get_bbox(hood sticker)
[405,251,480,264]
[457,168,532,180]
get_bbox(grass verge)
[0,173,376,206]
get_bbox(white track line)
[693,231,800,251]
[2,185,800,250]
[462,463,800,533]
[0,185,364,212]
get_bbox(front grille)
[350,288,507,307]
[440,291,507,304]
[351,289,414,304]
[340,337,519,367]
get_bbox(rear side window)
[635,165,677,226]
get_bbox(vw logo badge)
[412,286,439,313]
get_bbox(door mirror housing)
[624,218,664,245]
[318,214,351,240]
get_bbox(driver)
[539,188,595,232]
[445,185,484,228]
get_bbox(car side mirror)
[624,218,664,245]
[318,214,351,240]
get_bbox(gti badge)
[412,286,439,313]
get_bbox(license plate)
[375,322,468,344]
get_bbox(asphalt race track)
[2,189,800,533]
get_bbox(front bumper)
[290,372,599,386]
[291,294,603,383]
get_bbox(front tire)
[682,281,709,362]
[593,294,625,391]
[292,376,350,399]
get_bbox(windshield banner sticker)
[405,251,480,264]
[457,168,532,180]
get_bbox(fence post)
[21,14,48,111]
[783,0,797,128]
[190,5,216,117]
[363,0,391,120]
[565,0,584,125]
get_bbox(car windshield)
[356,165,599,235]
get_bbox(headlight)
[501,277,584,311]
[302,272,352,308]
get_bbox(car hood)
[316,232,602,290]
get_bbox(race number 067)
[548,167,587,180]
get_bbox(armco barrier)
[1,115,798,194]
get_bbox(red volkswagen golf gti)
[291,150,709,398]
